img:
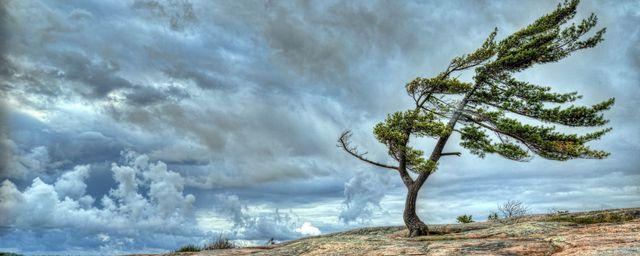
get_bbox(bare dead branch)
[441,152,462,157]
[498,200,529,220]
[337,131,399,171]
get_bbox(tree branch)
[338,131,399,171]
[441,152,462,157]
[414,80,484,189]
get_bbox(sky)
[0,0,639,254]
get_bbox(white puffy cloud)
[295,222,321,236]
[54,165,90,199]
[0,152,202,253]
[0,180,23,225]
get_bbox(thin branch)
[414,79,485,189]
[419,106,451,119]
[337,131,399,171]
[441,152,462,157]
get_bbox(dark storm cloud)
[47,50,133,99]
[162,65,233,90]
[0,104,7,179]
[1,0,639,254]
[124,85,190,106]
[132,0,198,31]
[0,1,195,108]
[0,0,11,78]
[0,0,12,178]
[8,112,124,168]
[7,48,189,106]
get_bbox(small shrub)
[175,244,201,252]
[498,200,528,219]
[487,211,499,222]
[456,214,474,224]
[203,235,235,250]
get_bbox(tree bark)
[403,185,429,237]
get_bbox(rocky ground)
[152,208,640,256]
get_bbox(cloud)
[132,0,198,31]
[211,194,321,241]
[3,111,131,179]
[340,171,394,224]
[0,152,202,253]
[53,164,90,199]
[1,137,67,180]
[4,145,50,179]
[295,222,321,236]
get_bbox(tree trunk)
[404,185,429,237]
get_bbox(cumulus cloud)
[295,222,321,236]
[9,145,50,178]
[0,152,201,253]
[1,141,63,179]
[211,194,322,241]
[53,164,90,199]
[0,149,327,253]
[340,171,393,224]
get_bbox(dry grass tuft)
[203,235,235,250]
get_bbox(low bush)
[203,235,235,250]
[456,214,474,224]
[175,244,201,252]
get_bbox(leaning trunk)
[403,185,429,237]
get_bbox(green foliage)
[462,114,612,160]
[454,0,613,161]
[490,0,604,73]
[404,0,612,164]
[373,110,447,173]
[406,77,473,95]
[456,214,474,224]
[471,78,614,127]
[175,244,202,252]
[340,0,612,193]
[460,125,530,161]
[449,28,498,72]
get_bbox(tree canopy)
[341,0,613,177]
[339,0,613,237]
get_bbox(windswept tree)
[338,0,613,237]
